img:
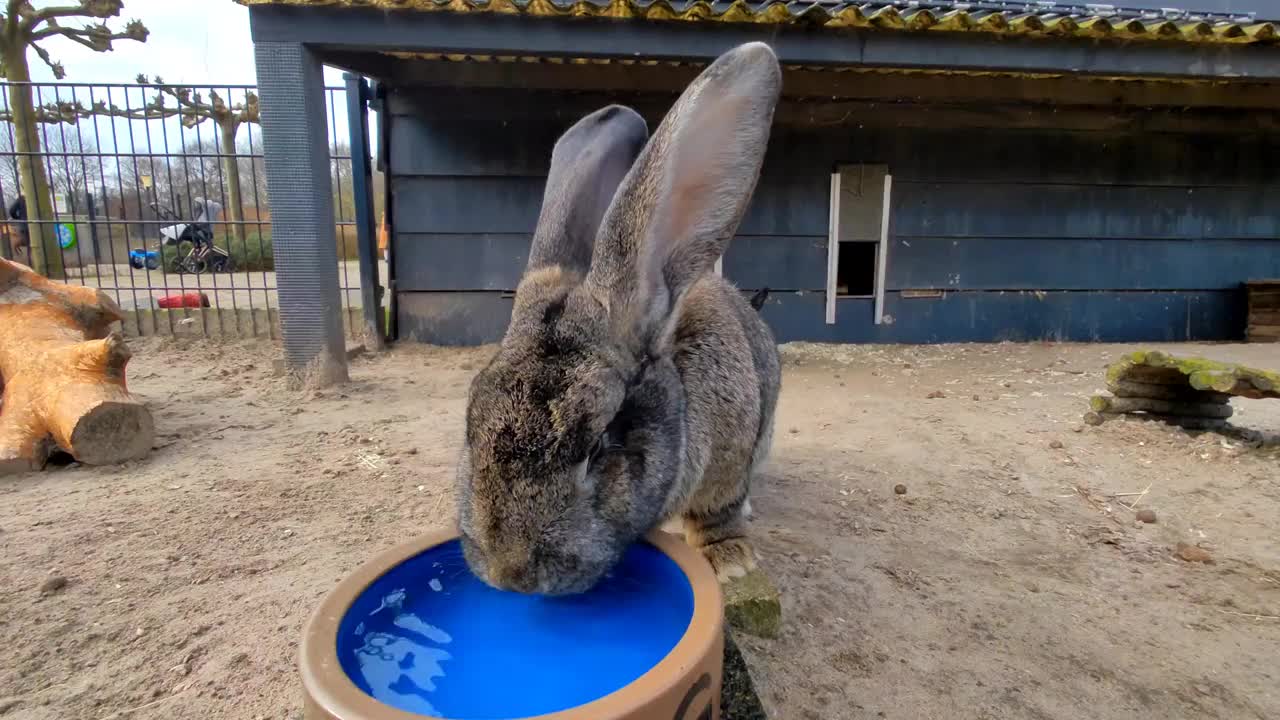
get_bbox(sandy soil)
[2,339,1278,720]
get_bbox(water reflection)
[337,541,693,719]
[352,587,454,717]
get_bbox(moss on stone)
[723,568,782,639]
[1104,350,1280,400]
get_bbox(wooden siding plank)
[389,114,560,177]
[392,176,545,234]
[397,292,514,346]
[725,236,828,291]
[392,175,829,237]
[740,175,830,237]
[393,233,828,292]
[760,290,1245,344]
[892,183,1280,240]
[763,130,1280,188]
[885,237,1280,291]
[394,233,530,291]
[396,289,1244,345]
[388,108,1280,188]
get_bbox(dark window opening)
[837,242,876,297]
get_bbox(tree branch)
[137,76,260,129]
[22,0,127,31]
[31,19,146,51]
[0,94,178,124]
[21,2,98,33]
[28,41,65,80]
[0,79,259,148]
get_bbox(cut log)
[1105,350,1280,400]
[0,258,154,473]
[1090,395,1233,419]
[1107,379,1230,404]
[1110,366,1190,386]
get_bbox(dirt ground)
[2,338,1279,720]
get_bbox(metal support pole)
[344,72,385,351]
[253,41,348,385]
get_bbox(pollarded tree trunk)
[220,121,246,247]
[3,47,64,279]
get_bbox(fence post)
[86,192,100,261]
[344,73,385,351]
[253,42,349,385]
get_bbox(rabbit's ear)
[526,105,649,275]
[586,43,781,348]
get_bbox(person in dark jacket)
[7,194,28,259]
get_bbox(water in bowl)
[336,540,694,718]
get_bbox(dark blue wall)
[386,90,1280,346]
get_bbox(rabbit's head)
[457,43,781,595]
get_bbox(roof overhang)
[244,0,1280,81]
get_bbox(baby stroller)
[154,197,234,275]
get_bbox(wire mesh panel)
[0,80,368,339]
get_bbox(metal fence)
[0,80,377,339]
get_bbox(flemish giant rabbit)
[457,42,782,595]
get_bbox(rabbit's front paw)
[699,538,758,582]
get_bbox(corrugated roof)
[238,0,1279,45]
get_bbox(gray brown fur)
[456,43,783,594]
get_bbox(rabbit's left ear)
[526,105,649,275]
[586,42,781,347]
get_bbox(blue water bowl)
[301,530,723,720]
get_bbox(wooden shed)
[240,0,1280,375]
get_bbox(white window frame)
[874,174,893,325]
[826,168,893,325]
[825,171,840,324]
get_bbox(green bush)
[235,232,274,271]
[160,231,274,272]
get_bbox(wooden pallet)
[1245,280,1280,343]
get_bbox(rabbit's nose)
[492,561,538,594]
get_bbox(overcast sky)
[26,0,345,85]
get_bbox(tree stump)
[1086,350,1280,433]
[0,258,154,473]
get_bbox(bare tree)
[134,77,257,245]
[2,81,260,246]
[0,0,148,277]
